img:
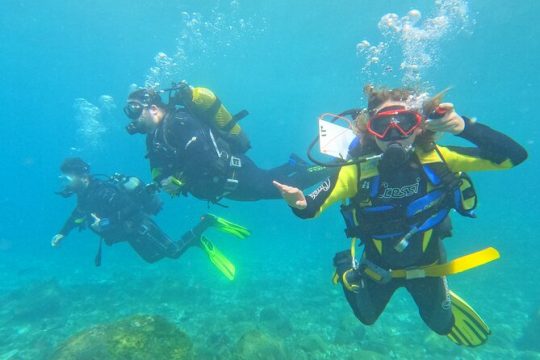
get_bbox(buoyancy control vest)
[340,146,477,252]
[147,109,242,202]
[107,173,162,216]
[89,173,161,266]
[85,174,160,224]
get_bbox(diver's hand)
[425,103,465,135]
[51,234,64,247]
[160,176,183,196]
[272,181,307,210]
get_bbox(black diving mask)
[123,101,147,120]
[55,175,78,198]
[124,101,151,134]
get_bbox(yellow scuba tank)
[183,86,251,153]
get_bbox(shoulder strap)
[205,97,222,120]
[222,110,249,132]
[422,146,462,190]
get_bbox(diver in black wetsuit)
[123,84,328,203]
[274,85,528,346]
[51,158,249,278]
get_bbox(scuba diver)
[123,82,328,204]
[274,85,528,346]
[51,157,250,280]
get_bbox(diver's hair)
[354,84,449,152]
[127,89,166,108]
[61,157,90,176]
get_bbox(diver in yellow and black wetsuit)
[274,85,527,347]
[123,83,328,204]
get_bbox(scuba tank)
[168,82,251,153]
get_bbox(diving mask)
[56,174,82,197]
[123,101,147,120]
[367,106,422,140]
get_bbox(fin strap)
[222,110,249,132]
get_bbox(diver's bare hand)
[272,181,307,209]
[425,103,465,135]
[51,234,64,247]
[160,176,183,196]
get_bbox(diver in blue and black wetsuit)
[51,158,250,279]
[274,85,527,347]
[123,84,328,204]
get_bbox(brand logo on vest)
[379,177,420,199]
[309,179,331,200]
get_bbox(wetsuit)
[146,109,327,202]
[292,117,527,334]
[57,176,190,263]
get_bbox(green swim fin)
[199,236,236,280]
[206,213,251,239]
[447,290,491,347]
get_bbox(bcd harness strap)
[223,156,242,193]
[198,128,243,200]
[338,247,500,291]
[194,97,249,133]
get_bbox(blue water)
[1,0,538,358]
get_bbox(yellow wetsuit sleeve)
[437,146,514,172]
[431,118,527,172]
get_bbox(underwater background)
[0,0,538,359]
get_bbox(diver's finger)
[438,102,454,113]
[273,180,296,194]
[425,122,449,131]
[272,180,285,191]
[295,200,307,209]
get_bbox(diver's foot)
[180,230,202,249]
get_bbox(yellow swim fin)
[206,213,251,239]
[199,236,236,280]
[447,290,491,347]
